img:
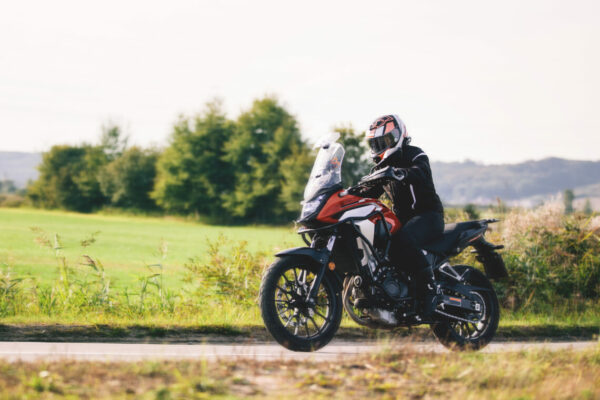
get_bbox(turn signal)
[328,262,336,271]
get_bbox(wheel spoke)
[464,322,472,338]
[303,320,310,337]
[308,316,322,333]
[282,274,295,288]
[278,291,292,301]
[276,285,292,294]
[277,307,292,317]
[270,263,337,341]
[314,309,331,322]
[298,270,306,285]
[276,301,291,311]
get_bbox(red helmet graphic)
[366,114,407,162]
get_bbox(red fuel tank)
[316,190,401,234]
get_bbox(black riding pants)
[389,211,444,274]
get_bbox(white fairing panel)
[339,205,377,268]
[355,219,375,266]
[339,205,376,221]
[354,219,375,244]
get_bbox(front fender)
[275,247,343,292]
[275,247,329,265]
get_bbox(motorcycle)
[259,134,508,352]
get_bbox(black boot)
[417,266,441,319]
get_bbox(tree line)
[26,97,369,223]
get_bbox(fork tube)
[306,236,335,301]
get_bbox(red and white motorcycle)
[259,134,507,352]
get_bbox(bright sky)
[1,0,598,163]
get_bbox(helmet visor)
[367,129,400,154]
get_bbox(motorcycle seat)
[421,220,484,255]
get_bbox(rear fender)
[472,237,509,280]
[441,227,487,256]
[458,227,487,248]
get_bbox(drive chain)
[434,308,479,324]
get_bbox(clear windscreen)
[303,142,345,201]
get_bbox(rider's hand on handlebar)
[346,186,360,195]
[392,167,406,181]
[356,166,406,186]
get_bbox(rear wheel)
[259,256,342,352]
[431,265,499,350]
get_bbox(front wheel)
[431,265,500,351]
[259,256,342,352]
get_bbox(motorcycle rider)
[358,115,445,319]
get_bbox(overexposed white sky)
[1,0,599,163]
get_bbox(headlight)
[300,194,326,220]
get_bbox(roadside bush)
[496,204,600,310]
[0,194,25,208]
[0,267,27,316]
[183,235,268,307]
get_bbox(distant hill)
[0,152,41,188]
[432,158,600,208]
[1,151,599,209]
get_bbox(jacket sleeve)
[402,151,431,184]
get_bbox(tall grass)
[0,228,269,323]
[0,266,26,316]
[0,206,598,325]
[496,204,599,311]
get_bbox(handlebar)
[346,166,405,196]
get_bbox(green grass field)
[0,208,301,290]
[0,207,598,339]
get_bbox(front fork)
[306,235,336,304]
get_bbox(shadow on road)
[0,324,597,344]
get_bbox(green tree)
[152,100,234,216]
[100,123,128,161]
[0,179,16,194]
[333,124,370,186]
[99,147,159,210]
[27,145,107,212]
[563,189,574,214]
[279,147,314,214]
[223,96,310,222]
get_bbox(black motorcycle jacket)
[359,145,444,224]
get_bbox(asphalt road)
[0,341,596,362]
